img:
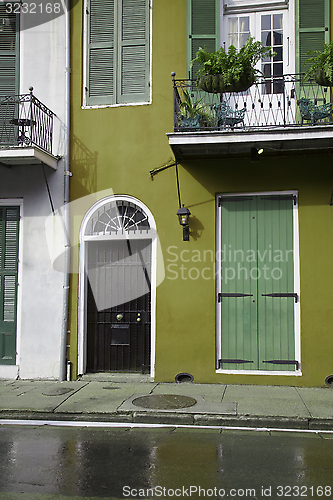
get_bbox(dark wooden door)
[86,238,151,373]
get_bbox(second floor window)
[84,0,151,107]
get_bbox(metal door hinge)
[261,292,298,303]
[218,292,253,302]
[64,171,72,177]
[261,194,297,205]
[218,359,254,368]
[218,196,253,206]
[262,359,300,370]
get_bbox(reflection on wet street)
[0,424,332,499]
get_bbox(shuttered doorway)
[217,193,300,373]
[0,206,20,365]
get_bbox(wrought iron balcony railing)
[0,88,54,154]
[172,73,333,132]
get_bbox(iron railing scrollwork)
[0,88,54,154]
[171,73,333,132]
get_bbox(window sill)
[81,100,152,110]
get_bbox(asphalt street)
[0,424,333,499]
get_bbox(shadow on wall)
[181,156,333,207]
[71,134,98,197]
[189,215,204,240]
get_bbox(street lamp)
[177,205,191,241]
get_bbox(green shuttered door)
[219,195,297,371]
[86,0,150,106]
[0,206,19,365]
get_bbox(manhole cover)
[132,394,197,410]
[42,387,74,396]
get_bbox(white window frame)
[220,0,295,76]
[82,0,153,109]
[216,190,301,376]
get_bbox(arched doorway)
[78,196,156,376]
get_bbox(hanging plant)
[191,36,274,93]
[303,41,333,86]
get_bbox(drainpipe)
[59,0,71,381]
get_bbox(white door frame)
[216,190,301,376]
[77,195,157,378]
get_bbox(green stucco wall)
[69,0,333,387]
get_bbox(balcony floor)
[167,124,333,161]
[0,146,59,170]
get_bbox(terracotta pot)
[314,69,333,87]
[198,73,255,93]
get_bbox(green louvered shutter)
[86,0,150,106]
[0,206,20,365]
[296,0,330,76]
[118,0,150,103]
[0,7,19,145]
[187,0,219,79]
[0,5,19,97]
[86,0,116,105]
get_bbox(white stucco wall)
[0,12,67,379]
[20,13,67,157]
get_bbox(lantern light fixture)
[177,204,191,241]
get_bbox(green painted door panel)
[257,197,295,371]
[220,197,258,370]
[219,195,296,372]
[0,206,19,365]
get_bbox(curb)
[0,411,332,430]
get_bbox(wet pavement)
[0,424,332,499]
[0,377,332,430]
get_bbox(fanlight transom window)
[85,200,151,236]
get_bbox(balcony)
[167,73,333,161]
[0,88,58,169]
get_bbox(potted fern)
[303,41,333,86]
[178,89,216,129]
[192,36,274,93]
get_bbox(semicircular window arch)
[84,199,151,237]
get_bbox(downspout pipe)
[59,0,71,381]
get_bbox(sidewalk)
[0,375,332,431]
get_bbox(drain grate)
[132,394,197,410]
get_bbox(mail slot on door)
[110,324,130,345]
